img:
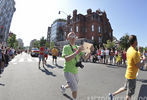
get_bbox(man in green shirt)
[61,32,91,100]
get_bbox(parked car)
[31,48,39,57]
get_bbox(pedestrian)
[110,48,114,65]
[116,51,121,66]
[138,47,141,57]
[1,48,5,73]
[105,48,110,64]
[123,49,126,66]
[4,47,9,66]
[109,35,146,100]
[51,46,58,65]
[0,47,2,77]
[44,47,48,64]
[103,48,106,64]
[38,45,45,69]
[60,32,91,100]
[101,48,104,63]
[114,48,118,65]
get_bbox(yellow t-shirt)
[125,46,140,79]
[52,48,58,56]
[138,51,141,57]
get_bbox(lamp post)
[58,11,69,16]
[58,10,71,40]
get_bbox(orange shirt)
[52,48,58,56]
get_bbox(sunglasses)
[69,35,77,39]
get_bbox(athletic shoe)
[60,85,66,94]
[109,93,113,100]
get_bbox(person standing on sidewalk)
[60,32,92,100]
[38,45,45,69]
[109,35,146,100]
[44,47,48,64]
[51,47,58,65]
[105,48,110,64]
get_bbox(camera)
[76,61,84,69]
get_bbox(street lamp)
[58,11,69,16]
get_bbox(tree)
[50,41,55,49]
[14,40,18,49]
[119,34,130,50]
[7,33,17,48]
[144,47,147,51]
[104,40,115,49]
[40,37,46,46]
[33,40,40,48]
[45,41,49,48]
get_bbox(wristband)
[76,50,79,54]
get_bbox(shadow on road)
[63,94,73,100]
[106,65,126,69]
[56,64,64,69]
[40,67,56,77]
[0,83,5,86]
[45,63,64,69]
[137,79,147,83]
[45,64,55,69]
[137,84,147,99]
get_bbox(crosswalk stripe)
[9,54,65,64]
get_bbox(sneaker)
[109,93,113,100]
[60,85,66,94]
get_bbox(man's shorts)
[64,72,79,92]
[53,56,57,59]
[39,55,44,61]
[123,79,136,96]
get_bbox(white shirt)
[105,50,109,56]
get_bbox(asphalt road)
[0,53,147,100]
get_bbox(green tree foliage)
[14,40,19,49]
[50,41,55,49]
[143,47,147,52]
[40,37,46,47]
[119,34,130,50]
[33,40,40,48]
[45,42,49,48]
[104,40,115,49]
[7,33,17,48]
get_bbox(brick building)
[64,9,113,46]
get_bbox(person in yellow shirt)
[109,35,146,100]
[51,47,58,65]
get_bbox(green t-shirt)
[62,44,83,74]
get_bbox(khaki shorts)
[64,72,79,92]
[123,79,136,96]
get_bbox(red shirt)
[40,47,45,55]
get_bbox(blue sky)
[11,0,147,47]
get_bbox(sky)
[10,0,147,47]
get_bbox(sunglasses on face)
[69,35,77,39]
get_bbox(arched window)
[92,25,94,32]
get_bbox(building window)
[70,28,72,32]
[76,17,79,22]
[85,27,87,32]
[109,32,111,37]
[99,37,102,43]
[92,25,94,32]
[98,16,100,22]
[98,26,101,33]
[76,26,78,32]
